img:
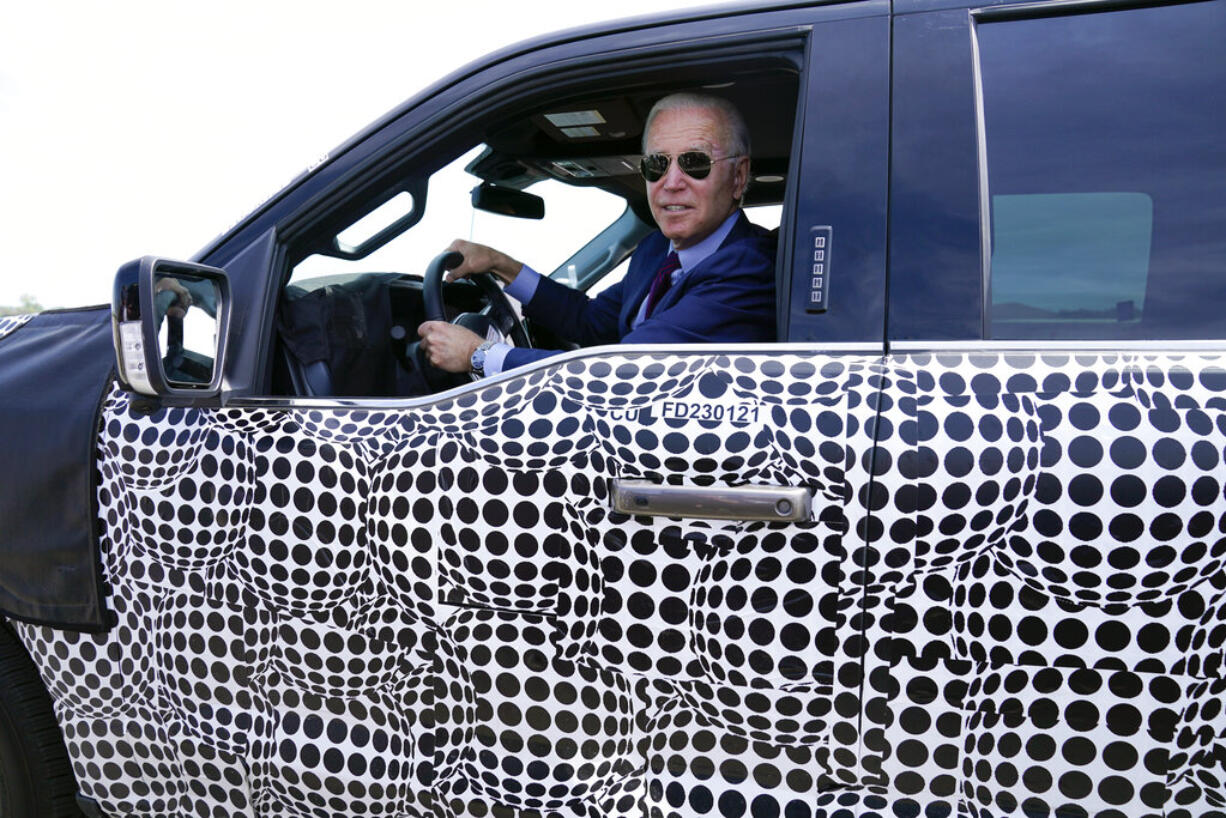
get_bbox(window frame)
[197,3,892,402]
[888,0,1226,347]
[970,0,1226,343]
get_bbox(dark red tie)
[644,251,681,317]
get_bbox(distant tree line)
[0,295,43,316]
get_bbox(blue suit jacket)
[504,211,776,369]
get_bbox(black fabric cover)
[0,307,112,631]
[278,275,401,396]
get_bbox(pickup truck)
[1,0,1223,816]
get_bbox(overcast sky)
[0,0,726,310]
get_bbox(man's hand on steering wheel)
[416,321,483,373]
[444,239,523,285]
[414,241,534,377]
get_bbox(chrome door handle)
[610,479,811,522]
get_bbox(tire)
[0,622,84,817]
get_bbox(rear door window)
[977,1,1226,340]
[990,192,1152,329]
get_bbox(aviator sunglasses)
[639,151,742,182]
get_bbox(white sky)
[0,0,726,310]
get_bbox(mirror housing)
[471,183,545,219]
[112,256,231,401]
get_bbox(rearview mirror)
[471,183,545,219]
[112,256,231,401]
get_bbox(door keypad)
[806,225,832,313]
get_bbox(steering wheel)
[422,251,533,349]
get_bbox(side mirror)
[112,256,231,401]
[471,183,545,219]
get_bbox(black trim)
[38,304,109,315]
[971,0,1213,21]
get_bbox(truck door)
[868,0,1226,815]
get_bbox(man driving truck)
[416,92,776,376]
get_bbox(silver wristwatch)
[470,340,495,377]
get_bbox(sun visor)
[0,307,113,631]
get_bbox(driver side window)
[270,63,800,399]
[273,145,631,398]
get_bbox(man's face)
[644,106,749,251]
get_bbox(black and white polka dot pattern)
[861,352,1226,817]
[0,313,32,341]
[10,350,1226,816]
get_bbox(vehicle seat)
[277,276,400,397]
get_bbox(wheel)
[0,623,83,817]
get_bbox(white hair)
[642,92,751,157]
